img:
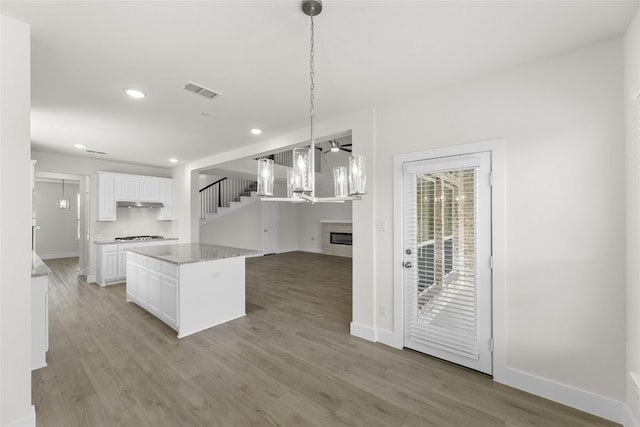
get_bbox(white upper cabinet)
[97,172,173,221]
[139,178,161,202]
[115,175,140,201]
[157,179,173,221]
[97,172,117,221]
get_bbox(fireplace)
[321,220,352,258]
[330,232,352,246]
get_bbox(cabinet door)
[161,275,178,328]
[157,179,173,220]
[139,178,161,202]
[126,258,137,301]
[97,173,116,221]
[103,251,119,281]
[148,270,162,317]
[115,175,139,201]
[136,266,149,307]
[118,251,127,279]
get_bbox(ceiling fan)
[323,139,352,154]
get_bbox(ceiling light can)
[124,88,145,98]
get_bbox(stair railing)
[199,177,257,219]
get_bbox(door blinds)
[404,167,480,359]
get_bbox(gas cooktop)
[115,235,164,242]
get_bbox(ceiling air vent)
[184,81,221,100]
[86,149,107,155]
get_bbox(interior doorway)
[261,202,278,255]
[34,172,90,276]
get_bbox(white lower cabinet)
[126,254,137,301]
[161,274,178,328]
[118,250,127,279]
[147,259,162,317]
[97,245,118,284]
[127,254,179,331]
[137,265,149,307]
[96,240,177,286]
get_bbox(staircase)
[199,177,259,226]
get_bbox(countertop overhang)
[127,243,261,265]
[32,253,51,278]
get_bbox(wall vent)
[86,149,107,155]
[184,81,221,100]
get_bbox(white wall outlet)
[378,304,387,317]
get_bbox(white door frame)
[392,138,506,381]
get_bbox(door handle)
[404,261,412,269]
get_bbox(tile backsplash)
[94,207,175,239]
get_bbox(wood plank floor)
[34,252,618,426]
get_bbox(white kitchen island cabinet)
[126,243,260,338]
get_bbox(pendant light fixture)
[258,0,367,203]
[57,179,70,209]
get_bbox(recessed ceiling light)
[251,128,262,135]
[73,144,87,149]
[169,158,178,163]
[124,88,145,99]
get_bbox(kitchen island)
[126,243,260,338]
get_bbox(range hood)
[116,201,164,209]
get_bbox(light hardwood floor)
[34,253,618,426]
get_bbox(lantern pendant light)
[258,0,367,203]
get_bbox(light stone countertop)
[31,253,52,278]
[127,243,261,265]
[94,237,179,245]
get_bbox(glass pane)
[415,169,476,307]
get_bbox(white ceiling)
[2,1,638,169]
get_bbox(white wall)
[297,202,352,253]
[200,201,262,251]
[199,182,300,254]
[374,38,625,403]
[34,181,80,259]
[625,9,640,425]
[1,15,34,426]
[31,151,179,281]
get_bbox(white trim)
[376,328,402,349]
[5,405,36,427]
[87,274,96,284]
[622,405,639,427]
[297,247,322,254]
[39,251,79,260]
[625,404,640,427]
[350,322,376,342]
[392,138,507,377]
[498,367,623,423]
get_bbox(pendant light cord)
[309,14,315,145]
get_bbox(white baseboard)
[376,328,403,349]
[276,247,298,254]
[297,246,322,254]
[350,322,376,342]
[87,274,96,284]
[5,405,36,427]
[498,367,623,423]
[39,251,79,260]
[625,403,640,427]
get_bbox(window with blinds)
[405,167,480,359]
